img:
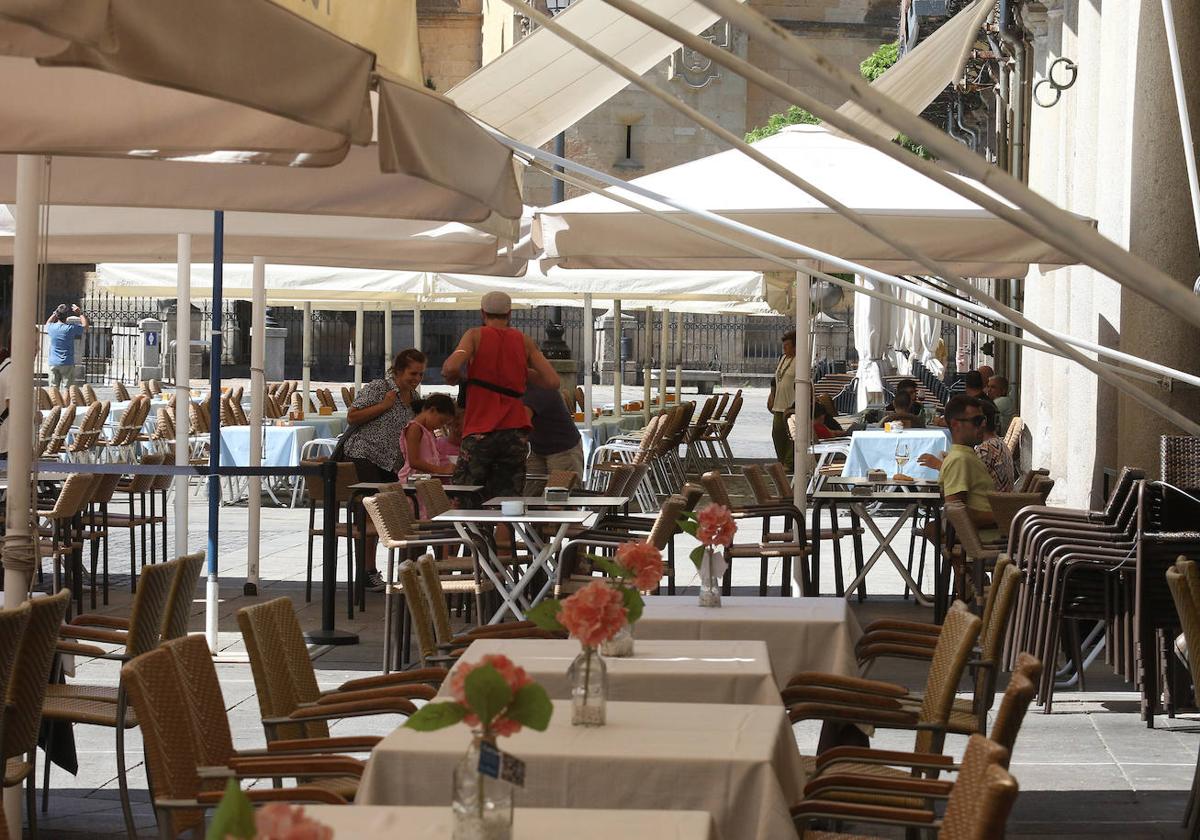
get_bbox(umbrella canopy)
[0,205,528,273]
[0,0,523,227]
[434,264,765,304]
[535,124,1087,277]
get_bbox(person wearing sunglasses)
[918,395,997,533]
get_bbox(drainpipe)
[999,0,1026,182]
[955,100,979,152]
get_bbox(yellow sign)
[272,0,423,84]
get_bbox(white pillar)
[246,257,265,593]
[613,299,623,421]
[642,306,652,424]
[413,303,423,350]
[674,309,684,403]
[301,301,312,411]
[174,234,191,556]
[353,302,364,390]
[384,300,394,370]
[583,294,594,440]
[793,271,812,513]
[4,153,41,840]
[658,307,669,408]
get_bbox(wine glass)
[894,441,911,474]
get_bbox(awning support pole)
[793,270,811,542]
[384,300,394,371]
[246,256,265,596]
[174,234,191,556]
[583,293,594,472]
[658,307,669,408]
[205,211,224,653]
[301,301,312,412]
[643,306,652,424]
[674,310,684,404]
[353,302,364,390]
[613,299,623,420]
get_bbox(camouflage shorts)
[451,429,530,508]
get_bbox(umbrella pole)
[613,299,623,421]
[3,155,41,611]
[384,301,394,372]
[302,301,312,413]
[174,234,191,556]
[658,308,669,409]
[583,293,594,474]
[205,211,224,653]
[246,257,265,596]
[643,306,652,424]
[793,270,811,541]
[354,302,364,390]
[413,302,423,352]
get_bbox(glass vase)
[568,646,607,726]
[451,736,513,840]
[698,547,722,607]
[600,620,634,657]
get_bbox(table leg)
[809,499,823,595]
[932,503,947,624]
[458,523,523,623]
[842,503,931,606]
[510,522,572,609]
[850,507,866,601]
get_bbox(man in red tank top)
[442,291,560,506]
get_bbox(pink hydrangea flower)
[251,803,332,840]
[696,504,736,548]
[447,655,533,735]
[558,580,628,648]
[615,542,665,591]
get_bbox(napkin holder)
[543,486,570,503]
[318,406,333,416]
[866,468,888,484]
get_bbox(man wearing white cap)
[443,291,560,506]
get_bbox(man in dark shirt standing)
[523,382,584,493]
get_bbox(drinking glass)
[894,441,911,473]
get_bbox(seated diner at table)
[812,401,849,440]
[917,398,1013,492]
[397,392,457,482]
[917,395,998,537]
[880,388,926,428]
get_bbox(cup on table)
[501,500,526,516]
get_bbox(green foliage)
[404,701,468,731]
[859,41,899,82]
[745,105,821,143]
[403,665,554,734]
[620,586,644,623]
[205,780,255,840]
[508,684,554,731]
[527,598,565,632]
[465,666,512,730]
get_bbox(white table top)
[434,509,592,524]
[483,495,630,508]
[444,638,779,706]
[303,806,718,839]
[350,481,482,494]
[358,700,802,840]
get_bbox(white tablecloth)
[444,638,779,706]
[358,700,804,840]
[218,425,315,467]
[289,415,347,439]
[303,806,718,840]
[636,596,862,689]
[841,428,951,480]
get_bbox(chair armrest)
[856,630,939,650]
[791,800,937,829]
[787,701,921,728]
[188,787,349,807]
[857,642,938,667]
[59,625,128,645]
[337,667,448,692]
[814,746,957,773]
[314,684,437,705]
[264,697,418,727]
[56,640,109,658]
[861,618,940,636]
[263,736,381,754]
[785,671,907,697]
[780,685,906,711]
[223,754,365,778]
[68,614,131,631]
[805,772,953,800]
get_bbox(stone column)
[138,317,163,382]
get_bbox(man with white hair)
[442,291,560,506]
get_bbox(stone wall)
[1020,0,1200,506]
[418,0,484,91]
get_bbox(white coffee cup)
[501,500,526,516]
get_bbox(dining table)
[841,427,951,481]
[301,806,719,840]
[444,637,780,705]
[635,595,862,689]
[357,699,804,840]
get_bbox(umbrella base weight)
[304,629,360,646]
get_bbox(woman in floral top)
[343,347,426,590]
[975,400,1014,492]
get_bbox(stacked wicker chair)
[65,400,108,461]
[1166,557,1200,839]
[0,602,31,840]
[112,381,131,401]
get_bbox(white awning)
[834,0,993,141]
[446,0,742,147]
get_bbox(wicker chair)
[35,388,52,411]
[362,492,475,672]
[82,383,98,405]
[36,473,97,613]
[43,386,65,408]
[108,452,168,585]
[123,635,360,839]
[112,381,131,401]
[545,469,579,490]
[34,407,59,459]
[67,385,85,407]
[340,386,355,410]
[237,597,436,751]
[42,557,177,838]
[1168,559,1200,838]
[3,589,70,840]
[791,734,1019,840]
[41,403,76,459]
[65,400,106,461]
[783,602,982,777]
[300,460,359,610]
[68,551,204,646]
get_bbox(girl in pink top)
[397,393,457,485]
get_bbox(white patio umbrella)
[535,124,1086,277]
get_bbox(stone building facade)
[1019,0,1200,505]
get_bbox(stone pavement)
[13,387,1197,838]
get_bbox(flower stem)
[584,646,592,704]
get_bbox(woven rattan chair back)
[974,561,1021,701]
[75,399,105,436]
[684,396,718,444]
[125,557,178,657]
[187,401,205,435]
[219,395,237,427]
[237,597,329,742]
[90,472,124,506]
[341,386,355,409]
[416,554,455,644]
[149,379,162,396]
[45,386,65,408]
[363,492,416,546]
[945,501,986,558]
[1162,436,1200,488]
[1016,468,1048,493]
[82,383,98,404]
[123,452,166,495]
[68,385,85,406]
[36,388,52,410]
[545,469,579,490]
[398,560,438,664]
[53,403,76,436]
[767,462,793,500]
[987,656,1042,758]
[138,381,152,399]
[416,479,454,520]
[46,473,98,519]
[599,463,637,497]
[36,406,60,455]
[3,590,69,763]
[915,602,982,752]
[121,634,235,837]
[290,392,304,414]
[700,470,733,508]
[940,735,1018,840]
[743,464,776,503]
[646,495,686,552]
[715,394,743,442]
[301,460,359,505]
[1168,560,1200,680]
[112,381,130,401]
[160,552,204,642]
[680,482,705,512]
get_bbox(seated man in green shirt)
[919,395,998,535]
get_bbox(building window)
[614,124,643,170]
